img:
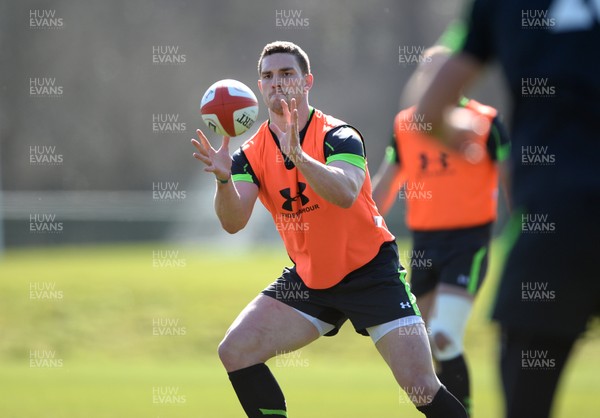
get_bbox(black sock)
[417,386,467,418]
[227,363,287,417]
[437,355,471,415]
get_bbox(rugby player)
[372,45,510,416]
[415,2,600,417]
[192,41,467,417]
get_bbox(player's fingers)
[290,108,300,146]
[270,123,283,139]
[292,107,299,131]
[191,138,210,158]
[221,136,231,152]
[196,129,214,151]
[280,99,290,122]
[191,138,206,153]
[193,152,212,165]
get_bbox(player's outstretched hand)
[271,98,303,163]
[191,129,232,181]
[445,107,491,164]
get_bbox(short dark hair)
[257,41,311,76]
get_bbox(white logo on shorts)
[457,274,469,286]
[400,302,412,309]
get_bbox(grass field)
[0,241,598,417]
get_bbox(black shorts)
[493,192,600,337]
[408,223,492,297]
[262,241,420,337]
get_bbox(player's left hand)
[270,98,304,163]
[191,129,232,181]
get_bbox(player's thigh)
[494,196,600,336]
[219,294,320,368]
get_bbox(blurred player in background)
[192,41,467,418]
[372,45,510,416]
[415,1,600,417]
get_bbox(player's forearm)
[214,182,249,233]
[294,153,360,209]
[417,53,483,141]
[417,82,454,139]
[372,161,400,216]
[372,178,396,216]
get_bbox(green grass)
[0,242,598,417]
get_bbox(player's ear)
[304,73,313,93]
[257,79,263,93]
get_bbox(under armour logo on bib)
[280,182,310,211]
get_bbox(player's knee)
[217,337,236,368]
[427,293,471,361]
[217,331,264,370]
[428,319,465,361]
[218,334,247,369]
[430,330,462,361]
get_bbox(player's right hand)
[445,107,490,164]
[191,129,232,182]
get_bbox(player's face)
[258,53,310,115]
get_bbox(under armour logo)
[440,152,449,169]
[400,302,412,309]
[419,153,428,171]
[279,182,310,211]
[457,274,469,286]
[419,152,450,172]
